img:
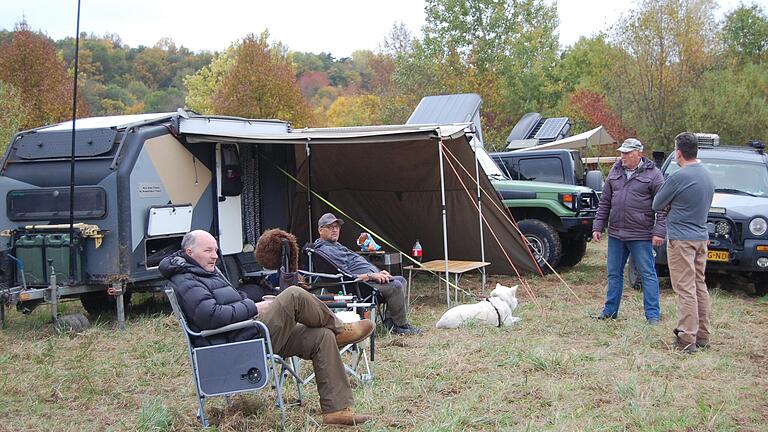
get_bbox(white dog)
[435,283,521,329]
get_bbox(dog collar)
[484,298,503,328]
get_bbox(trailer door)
[216,143,244,254]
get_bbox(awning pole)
[305,139,313,271]
[473,143,487,292]
[437,134,450,305]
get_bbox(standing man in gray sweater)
[652,132,715,353]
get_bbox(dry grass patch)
[1,241,767,431]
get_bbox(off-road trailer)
[0,112,293,329]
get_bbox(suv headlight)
[749,217,767,236]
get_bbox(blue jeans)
[602,236,660,320]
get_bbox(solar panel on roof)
[534,117,569,140]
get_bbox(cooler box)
[364,252,403,276]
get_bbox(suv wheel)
[559,237,587,267]
[518,219,562,273]
[626,255,642,290]
[755,277,768,297]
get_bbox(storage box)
[362,252,403,276]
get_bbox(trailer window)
[7,187,107,221]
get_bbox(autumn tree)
[326,94,382,126]
[0,21,87,129]
[607,0,717,150]
[721,3,768,65]
[184,46,235,114]
[0,81,27,152]
[683,63,768,144]
[387,0,560,146]
[382,22,413,56]
[565,89,636,144]
[555,35,620,96]
[213,32,312,127]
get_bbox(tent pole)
[305,139,313,271]
[437,135,450,305]
[473,143,487,292]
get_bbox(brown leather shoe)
[335,319,374,347]
[322,407,373,426]
[675,339,698,354]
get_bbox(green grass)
[1,241,767,431]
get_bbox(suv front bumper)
[655,238,768,274]
[560,215,595,237]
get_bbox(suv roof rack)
[695,133,720,146]
[747,140,765,153]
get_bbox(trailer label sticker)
[138,183,163,197]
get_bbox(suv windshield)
[665,158,768,197]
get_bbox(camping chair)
[164,285,302,429]
[253,232,377,382]
[301,244,383,309]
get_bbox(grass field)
[1,241,767,431]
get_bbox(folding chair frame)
[164,287,302,429]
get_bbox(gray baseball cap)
[617,138,643,153]
[318,212,344,228]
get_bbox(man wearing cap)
[313,213,421,335]
[591,138,667,324]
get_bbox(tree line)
[0,0,766,154]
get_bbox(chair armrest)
[198,319,261,338]
[298,269,345,280]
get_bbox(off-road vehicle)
[654,137,768,295]
[490,148,604,191]
[477,148,599,271]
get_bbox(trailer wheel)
[518,219,562,274]
[80,291,132,317]
[56,313,90,332]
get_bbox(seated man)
[313,213,421,335]
[159,230,374,426]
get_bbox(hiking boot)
[382,317,395,331]
[335,319,374,347]
[322,407,373,426]
[590,313,617,320]
[675,339,698,354]
[696,339,710,349]
[391,323,422,335]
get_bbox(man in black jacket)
[160,230,374,426]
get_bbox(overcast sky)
[0,0,762,57]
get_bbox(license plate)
[707,250,729,262]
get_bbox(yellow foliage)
[326,94,382,127]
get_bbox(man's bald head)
[182,230,219,272]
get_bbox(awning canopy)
[507,126,616,152]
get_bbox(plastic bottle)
[411,240,423,263]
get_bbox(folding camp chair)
[164,286,302,429]
[301,244,383,309]
[297,245,383,382]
